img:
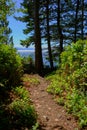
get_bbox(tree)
[81,0,84,40]
[16,0,43,74]
[46,0,54,69]
[57,0,63,60]
[0,0,14,44]
[19,0,35,47]
[15,0,87,70]
[34,0,43,73]
[74,0,80,42]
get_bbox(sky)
[8,0,27,48]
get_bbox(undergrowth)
[46,40,87,128]
[0,86,38,130]
[22,74,40,86]
[0,44,38,129]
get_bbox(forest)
[0,0,87,129]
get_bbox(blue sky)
[8,0,27,48]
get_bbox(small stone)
[67,116,71,120]
[43,115,49,121]
[55,118,59,122]
[48,107,51,110]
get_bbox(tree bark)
[81,0,84,40]
[57,0,63,62]
[34,0,43,74]
[74,0,80,43]
[46,0,54,69]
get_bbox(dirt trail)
[25,74,79,130]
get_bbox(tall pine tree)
[0,0,14,44]
[34,0,43,73]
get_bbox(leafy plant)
[0,85,37,129]
[22,56,35,73]
[22,74,40,86]
[47,79,63,95]
[13,86,30,101]
[65,88,87,127]
[9,99,36,128]
[0,44,23,88]
[46,40,87,128]
[56,97,64,106]
[32,122,39,130]
[8,86,37,129]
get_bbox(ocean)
[16,47,50,66]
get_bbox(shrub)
[61,40,87,74]
[8,86,37,129]
[0,44,23,88]
[0,85,37,129]
[22,74,40,86]
[22,56,35,73]
[9,99,36,128]
[65,88,87,127]
[47,40,87,128]
[13,86,30,101]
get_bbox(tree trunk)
[34,0,43,74]
[74,0,80,43]
[81,0,84,40]
[46,0,54,69]
[57,0,63,62]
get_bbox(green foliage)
[65,88,87,127]
[0,0,14,44]
[22,56,35,73]
[0,85,37,129]
[61,40,86,71]
[22,74,40,86]
[46,40,87,128]
[32,122,39,130]
[8,86,37,129]
[9,99,36,128]
[60,40,87,90]
[15,0,34,47]
[0,44,23,88]
[13,86,30,101]
[56,97,64,106]
[47,72,69,95]
[47,78,63,95]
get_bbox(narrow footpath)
[25,74,79,130]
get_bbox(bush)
[0,44,23,88]
[8,86,37,129]
[47,40,87,128]
[9,99,36,129]
[0,85,37,129]
[22,56,35,73]
[65,88,87,127]
[13,86,30,101]
[61,40,86,74]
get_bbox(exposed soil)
[24,74,80,130]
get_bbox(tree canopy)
[15,0,87,72]
[0,0,14,44]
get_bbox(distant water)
[16,47,50,66]
[17,48,35,60]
